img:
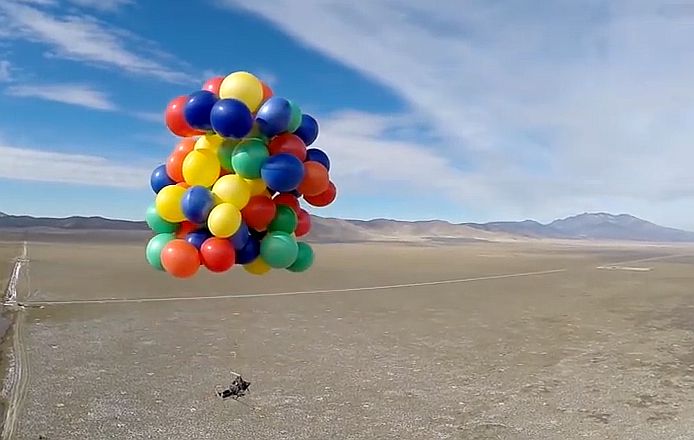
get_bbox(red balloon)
[200,237,235,272]
[268,133,307,160]
[165,95,204,137]
[166,138,196,182]
[304,181,336,207]
[202,76,224,96]
[175,221,200,238]
[241,196,277,231]
[160,239,200,278]
[273,193,300,215]
[298,161,329,196]
[261,81,274,102]
[295,208,311,237]
[219,167,231,178]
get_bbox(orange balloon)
[173,137,197,155]
[298,161,329,196]
[160,239,200,278]
[166,138,196,182]
[304,181,337,207]
[261,81,273,102]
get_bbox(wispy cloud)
[0,60,10,82]
[219,0,694,227]
[255,70,278,87]
[0,1,193,83]
[132,111,163,123]
[0,144,151,188]
[12,0,56,5]
[67,0,133,12]
[6,83,117,110]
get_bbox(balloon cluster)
[145,71,337,278]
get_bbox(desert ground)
[0,243,20,297]
[2,238,694,439]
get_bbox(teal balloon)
[260,231,298,268]
[146,204,177,233]
[268,205,297,233]
[287,100,302,133]
[232,138,269,179]
[287,242,314,272]
[146,233,175,271]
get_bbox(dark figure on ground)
[216,373,251,400]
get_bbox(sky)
[1,0,693,229]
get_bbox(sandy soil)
[4,240,694,439]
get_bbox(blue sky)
[1,0,694,229]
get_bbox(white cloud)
[218,0,694,228]
[0,144,151,188]
[319,111,474,196]
[0,1,193,83]
[6,83,117,110]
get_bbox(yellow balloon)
[207,203,242,238]
[155,184,187,223]
[182,150,220,187]
[244,257,271,275]
[245,178,267,196]
[219,71,263,112]
[195,133,224,152]
[212,175,251,209]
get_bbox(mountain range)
[1,211,693,243]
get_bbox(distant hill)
[464,212,694,242]
[0,213,146,230]
[1,211,693,243]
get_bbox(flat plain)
[4,239,694,439]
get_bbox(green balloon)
[146,204,177,233]
[217,139,239,172]
[232,138,269,179]
[287,100,302,133]
[287,242,314,273]
[260,231,299,268]
[268,205,298,233]
[146,233,175,271]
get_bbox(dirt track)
[4,240,694,439]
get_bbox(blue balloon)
[150,164,175,193]
[181,186,214,224]
[305,148,330,171]
[210,99,253,139]
[230,221,250,250]
[236,235,260,264]
[255,97,292,137]
[184,90,218,131]
[185,230,211,250]
[261,153,305,192]
[293,114,319,145]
